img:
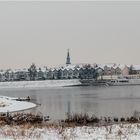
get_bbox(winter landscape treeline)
[0,63,139,82]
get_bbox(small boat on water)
[15,96,31,101]
[107,79,129,86]
[107,78,140,86]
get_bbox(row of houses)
[99,64,130,76]
[0,64,93,81]
[0,63,139,82]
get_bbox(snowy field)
[0,123,140,140]
[0,96,36,112]
[0,79,81,89]
[42,124,140,140]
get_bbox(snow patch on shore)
[0,79,81,89]
[0,96,36,113]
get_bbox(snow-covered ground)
[42,124,140,140]
[0,79,81,89]
[0,123,140,140]
[0,96,36,113]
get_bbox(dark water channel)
[0,86,140,120]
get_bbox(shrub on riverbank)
[0,112,50,125]
[61,113,140,127]
[0,112,140,139]
[1,112,140,127]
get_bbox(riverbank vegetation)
[1,112,140,126]
[0,112,140,139]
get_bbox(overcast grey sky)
[0,1,140,69]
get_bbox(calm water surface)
[0,86,140,120]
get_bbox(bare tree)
[28,63,37,81]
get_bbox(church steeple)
[66,49,71,65]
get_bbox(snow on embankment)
[0,79,81,89]
[0,96,36,112]
[0,123,140,140]
[41,124,140,140]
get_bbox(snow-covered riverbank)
[0,123,140,140]
[0,96,36,113]
[0,79,81,89]
[42,124,140,140]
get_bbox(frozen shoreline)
[0,79,81,89]
[0,96,36,113]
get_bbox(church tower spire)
[66,49,71,65]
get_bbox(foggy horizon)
[0,1,140,69]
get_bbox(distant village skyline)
[0,48,140,70]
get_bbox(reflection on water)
[0,86,140,120]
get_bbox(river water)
[0,86,140,120]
